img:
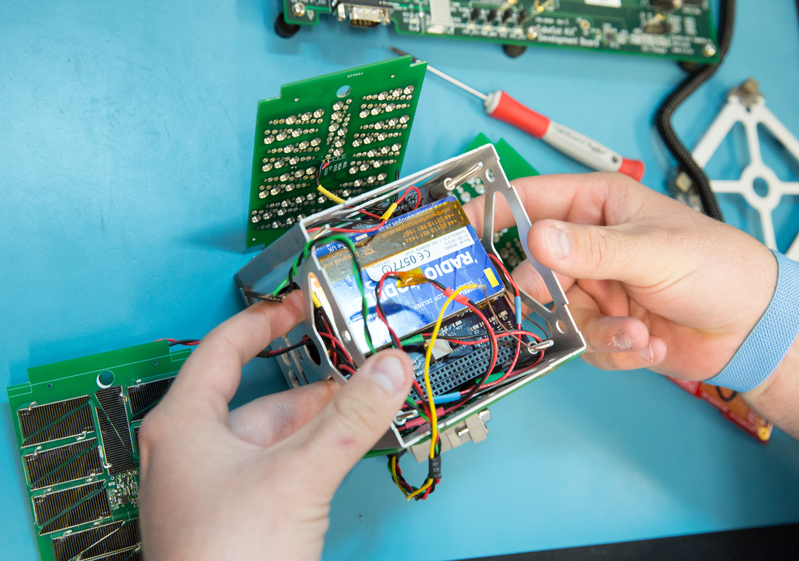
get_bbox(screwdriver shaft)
[390,47,488,101]
[425,66,488,101]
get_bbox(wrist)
[703,251,799,393]
[743,337,799,439]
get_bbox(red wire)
[422,330,542,345]
[405,186,422,210]
[339,364,356,375]
[376,273,404,348]
[465,302,498,380]
[489,253,519,297]
[327,188,414,234]
[155,338,201,346]
[319,315,353,364]
[357,208,383,220]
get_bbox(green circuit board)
[247,56,427,247]
[458,133,538,271]
[6,341,190,561]
[283,0,718,63]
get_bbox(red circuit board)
[669,378,772,442]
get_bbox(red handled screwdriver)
[391,47,645,181]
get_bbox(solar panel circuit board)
[6,341,190,561]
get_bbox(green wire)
[405,397,430,422]
[272,234,375,355]
[322,234,375,355]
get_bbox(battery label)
[315,197,470,283]
[314,197,505,353]
[365,226,473,282]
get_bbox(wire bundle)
[244,181,551,501]
[654,0,736,221]
[376,265,547,500]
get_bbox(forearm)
[743,336,799,440]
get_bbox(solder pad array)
[247,56,427,247]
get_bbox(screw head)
[293,2,306,16]
[702,43,717,57]
[526,26,538,40]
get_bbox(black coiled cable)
[654,0,737,222]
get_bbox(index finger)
[164,291,306,417]
[462,172,646,237]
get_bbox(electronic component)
[669,378,773,442]
[246,56,426,247]
[127,376,175,421]
[51,519,141,561]
[24,439,103,490]
[278,0,719,63]
[34,481,111,535]
[314,196,505,352]
[7,341,188,561]
[405,297,540,399]
[19,396,95,447]
[235,144,586,460]
[95,386,136,475]
[236,145,586,500]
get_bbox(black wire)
[257,336,311,358]
[167,339,200,347]
[654,0,736,221]
[327,344,355,368]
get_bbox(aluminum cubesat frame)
[234,144,586,451]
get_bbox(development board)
[282,0,719,63]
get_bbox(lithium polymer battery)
[314,196,505,353]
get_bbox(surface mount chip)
[247,56,427,247]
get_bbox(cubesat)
[236,142,586,496]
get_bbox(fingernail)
[639,344,654,362]
[612,330,632,350]
[370,355,405,395]
[545,225,570,260]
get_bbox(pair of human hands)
[139,173,785,560]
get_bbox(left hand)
[137,292,413,560]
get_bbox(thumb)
[291,349,413,492]
[529,219,652,286]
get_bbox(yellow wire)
[390,457,408,498]
[405,478,433,501]
[406,283,480,502]
[424,284,477,458]
[316,185,346,205]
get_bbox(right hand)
[463,172,777,382]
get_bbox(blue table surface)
[2,1,799,559]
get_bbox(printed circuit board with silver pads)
[247,56,427,247]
